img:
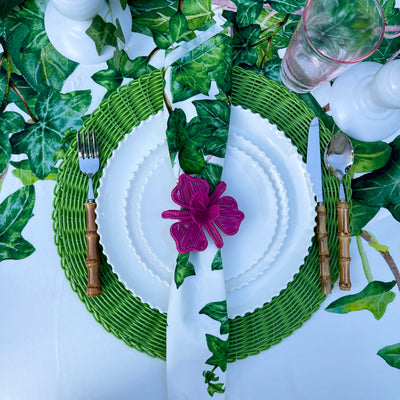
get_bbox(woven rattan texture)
[53,66,351,362]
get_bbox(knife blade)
[307,117,331,295]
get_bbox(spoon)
[324,133,354,291]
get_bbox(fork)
[77,130,102,297]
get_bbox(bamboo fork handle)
[337,201,351,291]
[84,202,102,297]
[316,203,331,294]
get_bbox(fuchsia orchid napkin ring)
[162,174,244,254]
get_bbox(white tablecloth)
[1,33,400,400]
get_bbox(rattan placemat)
[52,66,351,362]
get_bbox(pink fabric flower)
[162,174,245,254]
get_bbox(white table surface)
[1,34,400,400]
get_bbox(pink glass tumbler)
[280,0,385,93]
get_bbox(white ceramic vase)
[329,60,400,142]
[44,0,132,64]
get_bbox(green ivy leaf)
[0,111,25,173]
[211,249,223,271]
[258,56,282,81]
[202,370,226,395]
[0,0,24,19]
[231,0,264,27]
[199,300,229,335]
[203,369,220,383]
[351,136,400,222]
[115,18,126,44]
[130,0,213,36]
[169,11,189,43]
[166,108,188,161]
[232,24,261,66]
[91,59,124,93]
[10,159,57,186]
[207,382,226,396]
[152,29,172,50]
[380,0,396,20]
[0,185,35,262]
[325,280,396,320]
[350,138,392,173]
[174,252,196,288]
[10,88,91,180]
[119,54,156,79]
[268,0,306,14]
[86,15,117,56]
[5,0,48,52]
[378,343,400,369]
[179,141,205,174]
[5,0,77,92]
[0,143,11,180]
[171,32,232,102]
[351,200,380,236]
[187,99,230,158]
[182,0,214,31]
[130,1,176,36]
[205,334,229,372]
[200,163,223,192]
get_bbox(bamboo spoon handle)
[337,201,351,291]
[316,203,331,294]
[84,202,102,297]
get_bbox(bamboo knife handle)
[84,202,102,297]
[316,203,331,294]
[337,201,351,291]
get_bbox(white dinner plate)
[97,106,315,317]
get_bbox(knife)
[307,117,331,295]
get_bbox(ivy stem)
[9,80,38,122]
[356,235,373,282]
[360,230,400,291]
[163,91,173,115]
[259,37,272,69]
[0,36,38,121]
[177,0,183,12]
[162,69,173,115]
[148,46,160,61]
[252,14,290,48]
[0,36,12,114]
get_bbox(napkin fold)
[160,14,242,399]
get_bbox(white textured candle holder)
[329,60,400,142]
[44,0,132,64]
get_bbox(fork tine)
[92,131,99,158]
[82,130,88,158]
[86,130,93,158]
[77,131,83,158]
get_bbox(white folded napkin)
[159,15,244,399]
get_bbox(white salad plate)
[97,105,316,317]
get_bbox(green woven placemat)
[52,66,351,362]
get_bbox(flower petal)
[162,209,192,222]
[209,181,226,205]
[170,221,208,253]
[204,221,224,249]
[215,196,245,235]
[171,174,210,208]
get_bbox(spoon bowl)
[324,133,354,291]
[324,133,354,200]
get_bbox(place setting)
[53,11,351,386]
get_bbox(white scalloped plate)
[97,106,316,317]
